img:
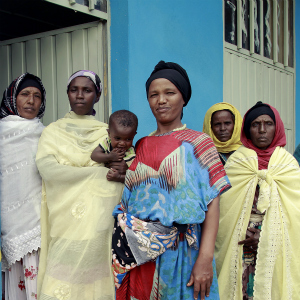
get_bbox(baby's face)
[108,123,137,151]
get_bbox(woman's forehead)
[251,114,274,123]
[69,76,95,87]
[148,78,178,90]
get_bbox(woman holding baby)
[111,61,231,300]
[36,70,125,300]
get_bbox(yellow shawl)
[203,102,242,153]
[215,146,300,300]
[36,112,124,300]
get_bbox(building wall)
[110,0,223,141]
[296,0,300,145]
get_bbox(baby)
[91,110,138,183]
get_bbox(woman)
[0,73,46,299]
[203,102,242,165]
[36,70,124,300]
[215,101,300,300]
[111,61,231,300]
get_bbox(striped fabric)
[172,129,230,194]
[127,129,230,195]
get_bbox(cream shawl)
[36,112,124,300]
[215,146,300,300]
[0,115,44,269]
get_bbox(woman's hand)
[187,257,213,300]
[106,159,128,175]
[238,227,261,250]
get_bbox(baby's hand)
[107,168,121,181]
[110,148,125,162]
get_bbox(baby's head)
[108,110,138,151]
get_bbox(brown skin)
[187,196,220,300]
[249,114,276,150]
[16,87,42,119]
[91,121,136,183]
[67,76,128,177]
[108,121,137,151]
[91,147,125,164]
[106,160,128,177]
[148,78,185,134]
[148,77,219,300]
[68,77,100,115]
[238,227,260,251]
[238,115,276,249]
[211,110,235,142]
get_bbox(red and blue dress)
[112,128,230,300]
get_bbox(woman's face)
[68,77,100,115]
[211,110,235,142]
[249,114,276,149]
[16,86,42,119]
[148,78,185,128]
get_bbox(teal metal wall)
[110,0,223,141]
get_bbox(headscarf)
[67,70,102,102]
[0,73,46,119]
[241,102,286,169]
[16,77,43,97]
[243,101,276,139]
[203,102,242,153]
[145,61,192,107]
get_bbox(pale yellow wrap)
[203,102,242,153]
[215,145,300,300]
[36,112,124,300]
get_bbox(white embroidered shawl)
[0,115,44,269]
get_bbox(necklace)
[149,124,187,136]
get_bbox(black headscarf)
[243,101,276,139]
[145,61,192,107]
[16,77,43,97]
[0,73,46,119]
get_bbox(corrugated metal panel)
[0,46,11,88]
[224,48,295,153]
[0,21,108,125]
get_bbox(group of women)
[204,102,300,300]
[0,61,299,300]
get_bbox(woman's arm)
[238,227,260,250]
[187,195,220,300]
[37,154,104,183]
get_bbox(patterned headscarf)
[0,73,46,119]
[203,102,243,153]
[67,70,102,102]
[241,102,286,170]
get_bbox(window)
[224,0,294,68]
[70,0,107,13]
[223,0,295,153]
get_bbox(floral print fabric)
[4,250,39,300]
